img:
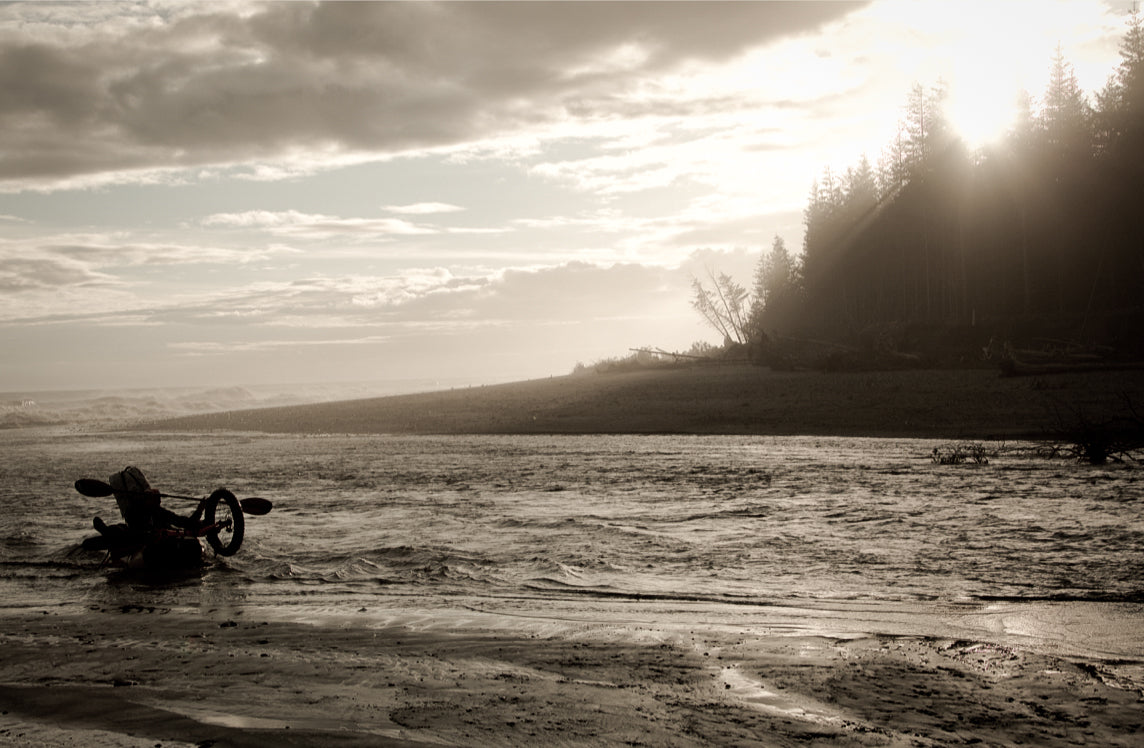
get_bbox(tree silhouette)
[748,235,799,337]
[1043,43,1091,156]
[691,268,750,345]
[761,13,1144,365]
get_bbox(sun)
[882,0,1115,151]
[944,69,1022,150]
[938,31,1042,150]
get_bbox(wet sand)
[8,366,1142,745]
[2,603,1141,747]
[153,365,1144,439]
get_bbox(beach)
[3,601,1142,747]
[2,369,1143,747]
[7,0,1144,744]
[153,365,1144,439]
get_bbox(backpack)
[108,466,154,529]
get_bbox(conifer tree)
[1042,44,1091,156]
[1115,8,1144,113]
[903,81,949,178]
[1096,9,1144,149]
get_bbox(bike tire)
[204,488,245,556]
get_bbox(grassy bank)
[149,365,1144,439]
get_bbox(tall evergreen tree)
[1010,89,1037,146]
[877,122,909,197]
[903,81,949,178]
[1042,43,1091,156]
[1096,9,1144,149]
[747,249,768,339]
[763,235,794,309]
[1115,8,1144,113]
[844,155,878,209]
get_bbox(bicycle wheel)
[204,488,245,556]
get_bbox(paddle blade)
[75,478,114,498]
[239,497,273,516]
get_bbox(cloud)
[0,256,104,292]
[169,335,391,356]
[384,202,464,215]
[0,231,292,326]
[202,209,437,238]
[2,232,281,271]
[511,209,636,233]
[20,259,692,332]
[0,1,862,191]
[55,239,280,267]
[0,247,739,388]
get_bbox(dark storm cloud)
[0,41,100,124]
[0,1,862,188]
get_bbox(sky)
[0,0,1134,393]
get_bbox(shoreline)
[149,365,1144,439]
[2,601,1141,747]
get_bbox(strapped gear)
[108,466,150,495]
[108,466,157,532]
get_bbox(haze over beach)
[4,3,1144,748]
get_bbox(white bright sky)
[0,0,1132,392]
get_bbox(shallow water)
[2,430,1142,664]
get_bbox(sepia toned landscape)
[3,2,1144,747]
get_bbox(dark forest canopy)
[746,11,1144,364]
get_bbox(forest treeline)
[697,11,1144,368]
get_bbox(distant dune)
[148,364,1144,439]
